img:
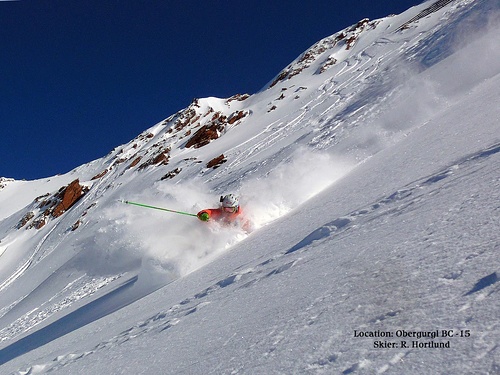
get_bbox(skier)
[197,194,251,231]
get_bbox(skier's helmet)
[220,194,239,212]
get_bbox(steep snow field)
[0,0,499,373]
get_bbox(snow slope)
[0,0,499,374]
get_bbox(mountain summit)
[1,0,499,373]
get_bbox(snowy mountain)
[1,0,499,374]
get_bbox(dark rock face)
[20,179,89,230]
[52,179,86,218]
[206,154,227,169]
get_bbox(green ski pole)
[119,200,198,217]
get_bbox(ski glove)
[198,212,210,222]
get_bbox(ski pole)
[119,200,198,217]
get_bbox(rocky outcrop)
[52,179,87,218]
[226,93,250,104]
[0,177,14,190]
[270,18,377,87]
[138,148,171,170]
[206,154,227,169]
[71,220,82,231]
[185,123,224,149]
[92,98,249,178]
[20,179,89,230]
[185,110,249,149]
[91,169,109,180]
[71,202,96,231]
[161,168,182,180]
[173,107,200,133]
[228,111,247,124]
[128,156,143,169]
[17,211,35,229]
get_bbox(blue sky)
[1,0,423,180]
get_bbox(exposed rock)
[23,180,88,230]
[185,123,224,149]
[18,211,35,229]
[207,154,227,169]
[349,18,370,32]
[152,99,250,153]
[70,202,97,231]
[211,112,225,122]
[174,108,199,132]
[138,149,170,170]
[345,36,357,50]
[131,132,154,144]
[152,152,170,165]
[52,179,87,218]
[91,169,109,180]
[225,93,250,104]
[32,217,46,230]
[35,193,50,202]
[319,56,337,73]
[71,220,82,231]
[84,202,97,213]
[269,18,376,86]
[270,71,289,88]
[112,158,127,167]
[161,167,182,180]
[0,177,14,190]
[227,110,248,124]
[127,156,142,169]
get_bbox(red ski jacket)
[197,206,242,224]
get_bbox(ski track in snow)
[213,15,442,177]
[11,141,499,375]
[287,142,500,256]
[0,226,59,293]
[0,0,460,310]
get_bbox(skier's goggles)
[223,206,237,213]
